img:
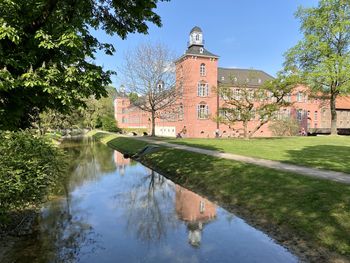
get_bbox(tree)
[0,0,168,130]
[122,43,179,136]
[285,0,350,135]
[218,72,298,139]
[38,86,118,131]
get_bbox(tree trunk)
[330,92,338,135]
[151,110,156,137]
[243,121,248,139]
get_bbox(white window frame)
[197,104,209,119]
[200,63,206,76]
[197,82,209,97]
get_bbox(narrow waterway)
[2,138,299,263]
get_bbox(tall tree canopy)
[285,0,350,135]
[122,42,179,136]
[0,0,168,130]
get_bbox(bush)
[0,131,66,217]
[269,118,300,136]
[101,115,120,132]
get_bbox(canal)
[2,138,299,263]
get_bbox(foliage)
[218,72,298,139]
[101,115,120,132]
[285,0,350,134]
[38,86,118,131]
[0,0,168,130]
[269,118,300,136]
[0,131,66,217]
[122,42,179,136]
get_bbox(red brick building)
[115,26,350,137]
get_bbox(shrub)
[0,131,66,217]
[269,118,300,136]
[101,115,120,132]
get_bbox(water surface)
[3,138,299,263]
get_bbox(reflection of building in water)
[113,151,130,176]
[175,185,216,247]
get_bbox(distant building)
[115,27,350,137]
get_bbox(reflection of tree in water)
[35,198,102,263]
[29,138,109,262]
[57,137,116,195]
[120,170,180,243]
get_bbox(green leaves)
[0,131,66,216]
[0,19,20,44]
[0,0,167,130]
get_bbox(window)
[197,104,209,119]
[297,92,303,102]
[221,76,225,81]
[200,63,206,76]
[258,78,262,84]
[195,34,199,41]
[314,111,318,121]
[297,109,303,122]
[122,117,127,123]
[199,201,205,213]
[197,82,209,97]
[199,47,204,54]
[285,93,291,102]
[157,81,163,91]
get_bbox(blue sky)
[93,0,318,88]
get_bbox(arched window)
[157,81,164,91]
[197,82,209,97]
[195,34,200,41]
[197,103,209,119]
[200,63,206,76]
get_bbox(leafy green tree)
[285,0,350,135]
[218,72,298,139]
[0,0,168,130]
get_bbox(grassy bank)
[91,132,350,262]
[162,136,350,174]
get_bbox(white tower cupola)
[189,26,203,47]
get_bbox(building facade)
[115,27,350,137]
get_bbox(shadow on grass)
[286,145,350,174]
[144,148,350,258]
[92,132,350,258]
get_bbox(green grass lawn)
[163,136,350,174]
[91,132,350,260]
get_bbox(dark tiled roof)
[190,26,202,33]
[185,45,219,58]
[218,67,274,86]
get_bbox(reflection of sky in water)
[3,141,299,263]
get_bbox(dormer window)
[157,81,164,91]
[200,63,206,76]
[199,47,204,54]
